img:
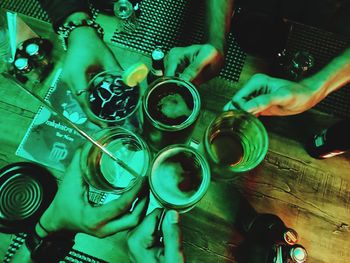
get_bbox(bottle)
[25,42,50,68]
[147,46,165,85]
[248,213,299,246]
[284,244,308,263]
[306,119,350,159]
[13,57,39,83]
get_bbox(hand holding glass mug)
[39,149,148,238]
[223,73,323,116]
[127,209,185,263]
[203,110,268,179]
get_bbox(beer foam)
[151,152,202,206]
[158,93,191,119]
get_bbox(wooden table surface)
[0,13,350,263]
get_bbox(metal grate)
[0,0,49,22]
[2,0,349,117]
[110,0,246,82]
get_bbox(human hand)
[61,26,121,108]
[224,73,323,116]
[39,150,147,238]
[127,209,184,263]
[165,44,224,85]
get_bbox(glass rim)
[148,144,211,211]
[81,127,150,194]
[85,70,142,123]
[143,77,201,131]
[204,110,269,172]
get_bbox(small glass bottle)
[285,244,308,263]
[306,119,350,159]
[25,43,50,68]
[147,46,165,85]
[248,213,299,246]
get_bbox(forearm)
[205,0,234,53]
[38,0,90,30]
[302,47,350,100]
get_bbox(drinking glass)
[80,127,150,205]
[204,110,268,179]
[0,14,10,72]
[142,77,201,151]
[86,70,143,133]
[148,144,210,213]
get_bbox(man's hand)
[61,26,121,108]
[39,150,147,238]
[224,73,324,116]
[127,209,184,263]
[165,44,224,85]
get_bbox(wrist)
[63,12,91,25]
[38,205,62,234]
[57,18,104,50]
[300,74,330,100]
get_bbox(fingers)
[232,73,269,107]
[96,197,148,237]
[180,56,206,83]
[181,45,222,84]
[239,94,275,115]
[165,47,183,77]
[128,209,162,248]
[62,67,89,108]
[94,177,147,221]
[162,210,184,263]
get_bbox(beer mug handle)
[153,208,166,247]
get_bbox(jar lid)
[14,58,29,70]
[26,43,39,56]
[0,162,57,233]
[290,245,308,263]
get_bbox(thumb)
[162,210,184,263]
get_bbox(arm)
[302,47,350,102]
[205,0,234,54]
[225,47,350,116]
[39,3,121,108]
[12,150,147,262]
[165,0,234,85]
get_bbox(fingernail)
[166,210,179,224]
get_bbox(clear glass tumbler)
[148,144,211,213]
[86,70,143,133]
[204,110,268,178]
[142,77,201,151]
[80,127,150,205]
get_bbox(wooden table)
[1,13,350,263]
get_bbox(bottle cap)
[14,58,29,70]
[152,47,165,61]
[26,43,39,56]
[290,245,307,263]
[284,228,299,245]
[0,162,57,233]
[114,0,134,19]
